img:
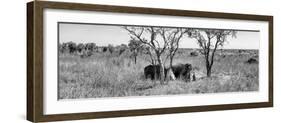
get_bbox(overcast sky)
[59,23,260,49]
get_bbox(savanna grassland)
[58,49,259,99]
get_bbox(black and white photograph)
[24,1,274,122]
[58,22,259,99]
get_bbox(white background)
[0,0,279,123]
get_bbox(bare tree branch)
[187,29,237,77]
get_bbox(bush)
[190,51,199,56]
[246,58,258,64]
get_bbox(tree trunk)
[147,49,155,65]
[134,55,137,64]
[153,64,157,80]
[157,54,165,84]
[169,55,173,69]
[166,55,176,82]
[205,56,209,77]
[207,66,212,77]
[166,68,176,81]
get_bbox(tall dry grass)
[58,49,259,99]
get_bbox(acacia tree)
[85,43,96,52]
[187,29,236,77]
[128,39,143,64]
[124,26,169,84]
[160,28,186,68]
[107,44,114,54]
[67,42,77,54]
[59,43,68,53]
[119,44,128,55]
[77,43,85,53]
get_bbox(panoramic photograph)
[58,22,259,100]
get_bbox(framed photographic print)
[27,1,273,122]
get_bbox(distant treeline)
[59,42,129,55]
